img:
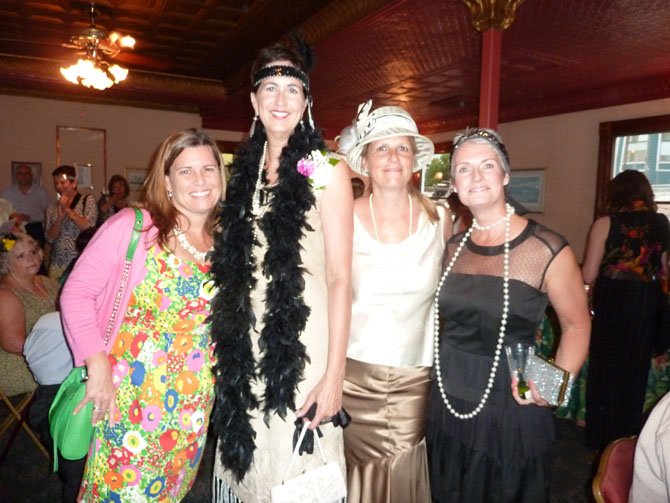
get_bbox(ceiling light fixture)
[60,2,135,90]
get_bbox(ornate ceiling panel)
[1,0,669,137]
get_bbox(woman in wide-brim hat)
[341,100,452,503]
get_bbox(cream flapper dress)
[343,205,447,503]
[213,189,346,503]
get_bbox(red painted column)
[479,28,502,129]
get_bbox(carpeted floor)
[0,397,596,502]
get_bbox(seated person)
[0,231,82,502]
[630,391,670,502]
[0,232,58,391]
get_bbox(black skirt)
[426,390,553,503]
[585,276,664,450]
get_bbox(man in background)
[2,163,50,247]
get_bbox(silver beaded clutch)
[526,354,574,407]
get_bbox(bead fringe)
[213,476,243,503]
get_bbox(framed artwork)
[11,161,42,186]
[76,163,93,189]
[124,167,149,195]
[507,168,546,213]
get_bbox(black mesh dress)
[426,220,567,503]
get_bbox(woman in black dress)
[582,169,670,451]
[426,128,590,502]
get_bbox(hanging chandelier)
[60,3,135,91]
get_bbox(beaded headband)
[252,65,310,93]
[251,64,315,131]
[451,128,510,170]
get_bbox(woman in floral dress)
[60,129,226,501]
[582,169,670,451]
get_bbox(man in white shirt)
[630,391,670,502]
[1,163,50,246]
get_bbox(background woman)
[426,128,590,502]
[582,169,670,451]
[0,232,58,357]
[97,174,130,225]
[341,102,452,502]
[60,129,225,502]
[45,165,97,280]
[209,38,353,502]
[0,231,82,501]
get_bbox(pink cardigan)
[60,208,158,366]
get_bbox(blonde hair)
[0,232,42,277]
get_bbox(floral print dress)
[586,207,670,450]
[79,246,216,502]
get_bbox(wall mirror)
[56,126,107,197]
[597,115,670,218]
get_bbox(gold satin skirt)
[343,358,432,503]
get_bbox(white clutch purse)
[271,422,347,503]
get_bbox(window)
[598,116,670,219]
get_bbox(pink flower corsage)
[297,150,338,190]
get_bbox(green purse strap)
[102,207,144,345]
[126,207,143,261]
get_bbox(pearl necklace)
[432,203,514,419]
[251,141,268,216]
[174,226,212,262]
[250,141,269,252]
[368,193,413,242]
[472,211,507,231]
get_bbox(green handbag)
[49,208,143,471]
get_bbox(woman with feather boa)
[209,37,353,502]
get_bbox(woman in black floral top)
[582,169,670,451]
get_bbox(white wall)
[431,98,670,258]
[0,95,201,201]
[4,93,670,257]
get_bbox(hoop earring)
[249,114,258,137]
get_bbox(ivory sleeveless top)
[348,205,447,367]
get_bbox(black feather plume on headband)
[287,32,315,73]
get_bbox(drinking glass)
[505,343,533,398]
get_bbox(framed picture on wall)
[507,168,546,213]
[125,167,149,195]
[76,163,93,189]
[11,161,42,186]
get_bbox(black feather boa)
[209,126,326,481]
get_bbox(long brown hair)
[605,169,656,213]
[143,129,226,248]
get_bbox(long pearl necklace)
[251,141,268,216]
[368,193,413,242]
[250,141,269,251]
[433,203,514,419]
[173,226,212,262]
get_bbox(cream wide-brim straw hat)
[344,100,434,176]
